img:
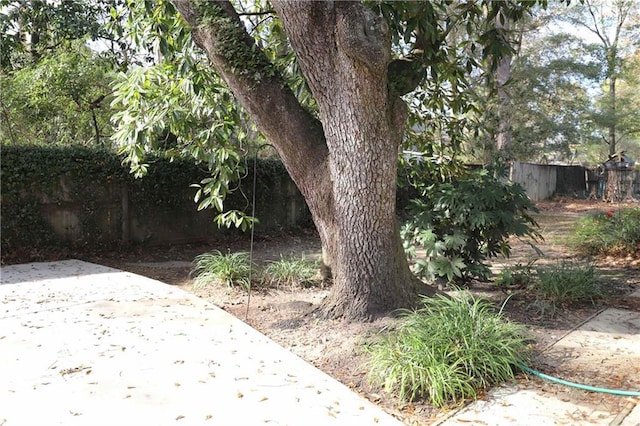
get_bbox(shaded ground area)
[5,199,640,424]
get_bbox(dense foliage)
[0,0,134,146]
[401,159,540,283]
[1,42,115,145]
[505,0,640,163]
[0,0,125,70]
[2,0,638,165]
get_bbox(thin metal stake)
[246,144,275,320]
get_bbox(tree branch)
[612,1,631,50]
[386,21,450,97]
[90,107,101,146]
[0,98,17,144]
[335,2,390,69]
[237,10,274,17]
[584,0,610,48]
[171,0,328,183]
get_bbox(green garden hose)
[520,364,640,397]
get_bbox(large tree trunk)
[173,1,431,320]
[273,2,425,319]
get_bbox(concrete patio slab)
[540,308,640,389]
[441,387,614,425]
[0,260,401,426]
[620,403,640,425]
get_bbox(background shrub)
[572,208,640,257]
[401,161,540,283]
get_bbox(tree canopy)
[0,0,127,145]
[109,0,544,219]
[496,0,640,163]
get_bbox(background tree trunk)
[608,75,617,156]
[494,9,512,155]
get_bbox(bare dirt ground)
[7,199,640,424]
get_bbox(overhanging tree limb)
[172,1,330,197]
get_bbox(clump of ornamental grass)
[261,255,320,289]
[191,250,252,290]
[367,293,530,407]
[534,261,601,307]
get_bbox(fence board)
[510,162,557,201]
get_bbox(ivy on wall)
[1,144,307,261]
[1,144,126,255]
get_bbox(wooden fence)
[510,161,640,202]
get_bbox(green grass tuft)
[261,255,320,289]
[534,261,601,306]
[191,250,252,290]
[366,294,530,407]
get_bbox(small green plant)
[191,250,252,290]
[530,298,557,318]
[261,255,320,289]
[366,294,530,407]
[495,261,536,289]
[572,208,640,257]
[534,262,601,306]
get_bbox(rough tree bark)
[173,0,435,320]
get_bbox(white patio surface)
[0,260,402,426]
